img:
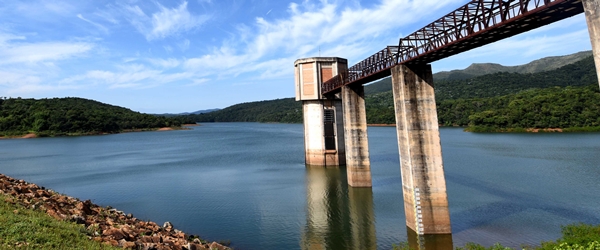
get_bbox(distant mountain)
[364,50,593,95]
[434,50,592,81]
[182,109,221,115]
[155,108,221,117]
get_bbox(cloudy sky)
[0,0,592,113]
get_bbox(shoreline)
[463,127,597,133]
[0,126,194,140]
[0,173,230,249]
[367,124,395,127]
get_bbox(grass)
[0,195,119,250]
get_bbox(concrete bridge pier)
[391,64,452,235]
[295,58,348,167]
[583,0,600,89]
[342,84,372,187]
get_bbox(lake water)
[1,123,599,249]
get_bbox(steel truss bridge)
[322,0,585,94]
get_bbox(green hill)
[434,50,592,81]
[187,98,302,123]
[440,85,600,131]
[366,56,598,126]
[0,97,194,137]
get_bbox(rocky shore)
[0,174,230,250]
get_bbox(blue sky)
[0,0,593,113]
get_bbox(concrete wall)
[303,101,327,166]
[391,64,451,235]
[295,57,348,101]
[583,0,600,89]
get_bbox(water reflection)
[406,227,453,250]
[302,167,376,250]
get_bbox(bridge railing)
[396,0,562,63]
[322,71,346,94]
[322,46,398,93]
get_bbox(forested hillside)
[365,57,600,128]
[434,50,592,81]
[0,97,194,137]
[364,54,597,97]
[188,98,302,123]
[438,85,600,131]
[435,56,597,100]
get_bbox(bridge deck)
[322,0,584,94]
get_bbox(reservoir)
[0,123,599,249]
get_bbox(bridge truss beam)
[322,0,584,94]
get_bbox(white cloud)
[0,40,93,65]
[60,61,194,89]
[77,14,110,34]
[185,78,210,87]
[0,30,97,95]
[148,58,181,69]
[0,33,26,44]
[94,8,120,25]
[451,29,591,64]
[123,1,210,41]
[183,0,463,81]
[12,0,77,17]
[0,70,41,87]
[0,68,85,95]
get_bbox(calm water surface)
[1,123,599,249]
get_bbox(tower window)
[324,109,336,150]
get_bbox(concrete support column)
[583,0,600,89]
[342,84,372,187]
[391,64,451,235]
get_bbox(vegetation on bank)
[442,85,600,131]
[366,84,600,131]
[0,97,196,137]
[0,194,119,250]
[186,98,303,123]
[433,55,597,101]
[392,224,600,250]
